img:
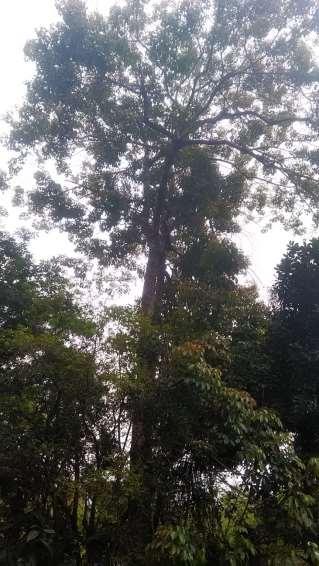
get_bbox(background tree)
[267,239,319,458]
[0,232,120,565]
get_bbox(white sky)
[0,0,315,300]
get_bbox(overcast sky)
[0,0,315,299]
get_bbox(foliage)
[0,232,116,565]
[8,0,319,255]
[267,239,319,457]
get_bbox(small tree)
[0,233,115,564]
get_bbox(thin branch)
[197,109,310,129]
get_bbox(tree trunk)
[128,153,173,563]
[130,153,173,464]
[72,458,81,566]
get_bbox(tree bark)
[128,153,174,562]
[130,152,174,461]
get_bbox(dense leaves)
[8,0,319,259]
[3,231,319,564]
[0,233,116,565]
[267,240,319,457]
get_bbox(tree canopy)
[9,0,319,256]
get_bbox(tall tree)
[7,0,319,561]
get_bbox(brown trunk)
[130,153,173,463]
[128,238,166,560]
[128,153,174,562]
